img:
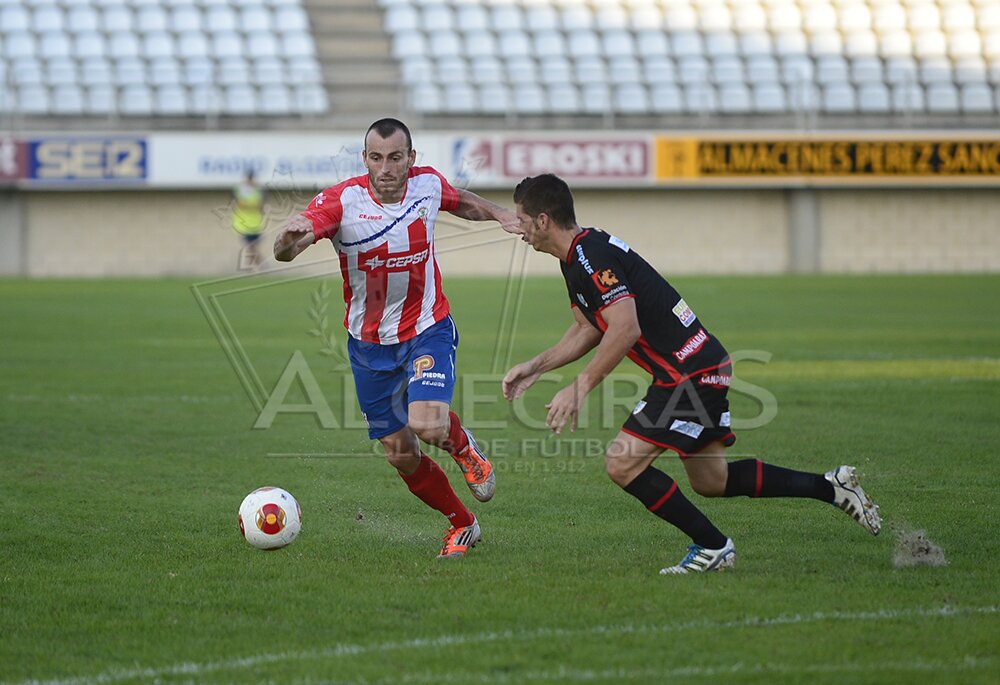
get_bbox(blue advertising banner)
[26,137,147,183]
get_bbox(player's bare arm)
[451,189,520,234]
[502,307,602,401]
[273,215,318,262]
[545,298,641,434]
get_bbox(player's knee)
[604,447,639,488]
[689,473,726,497]
[382,445,420,474]
[407,420,448,448]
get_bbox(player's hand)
[545,383,585,435]
[273,216,315,261]
[495,208,522,235]
[502,361,541,401]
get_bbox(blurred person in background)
[232,169,267,271]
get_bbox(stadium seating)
[0,0,327,117]
[377,0,1000,117]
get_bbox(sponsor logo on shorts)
[720,411,731,427]
[673,328,708,361]
[669,419,704,439]
[698,374,732,387]
[672,299,697,327]
[412,355,434,379]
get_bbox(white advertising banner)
[447,133,655,189]
[144,132,656,190]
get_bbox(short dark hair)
[365,118,412,151]
[513,174,577,227]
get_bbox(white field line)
[9,605,999,685]
[287,657,998,685]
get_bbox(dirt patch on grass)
[890,523,948,568]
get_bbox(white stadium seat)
[685,83,718,113]
[581,83,612,114]
[120,84,154,115]
[960,83,994,112]
[753,82,787,112]
[259,84,293,115]
[614,83,649,113]
[464,30,497,59]
[156,84,189,115]
[225,84,258,114]
[712,56,745,85]
[678,55,710,84]
[67,7,100,33]
[651,83,684,113]
[719,83,752,112]
[750,55,782,83]
[857,83,891,112]
[926,82,960,112]
[86,84,116,115]
[435,56,468,84]
[46,58,76,86]
[423,5,454,32]
[456,5,489,32]
[540,56,573,84]
[512,83,547,114]
[17,85,51,114]
[477,83,511,116]
[548,83,582,114]
[643,55,677,83]
[33,5,65,32]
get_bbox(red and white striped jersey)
[301,166,460,345]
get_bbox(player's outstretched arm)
[545,298,641,434]
[451,189,520,234]
[502,308,602,401]
[273,215,317,262]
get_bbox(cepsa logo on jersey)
[360,247,430,273]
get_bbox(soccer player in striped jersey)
[274,119,519,558]
[503,174,881,574]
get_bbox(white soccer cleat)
[438,517,481,559]
[660,538,736,575]
[452,428,496,502]
[825,465,881,536]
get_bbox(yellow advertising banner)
[655,138,1000,181]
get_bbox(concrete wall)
[7,187,999,277]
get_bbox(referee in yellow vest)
[232,170,267,271]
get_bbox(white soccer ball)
[238,487,302,550]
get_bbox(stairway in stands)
[302,0,404,126]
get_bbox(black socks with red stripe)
[623,466,728,550]
[724,459,835,502]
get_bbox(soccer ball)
[238,487,302,550]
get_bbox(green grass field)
[2,274,999,684]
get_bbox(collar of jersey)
[566,228,591,263]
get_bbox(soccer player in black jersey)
[502,174,882,574]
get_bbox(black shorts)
[622,376,736,459]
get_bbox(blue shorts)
[347,315,459,440]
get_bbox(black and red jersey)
[559,228,730,388]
